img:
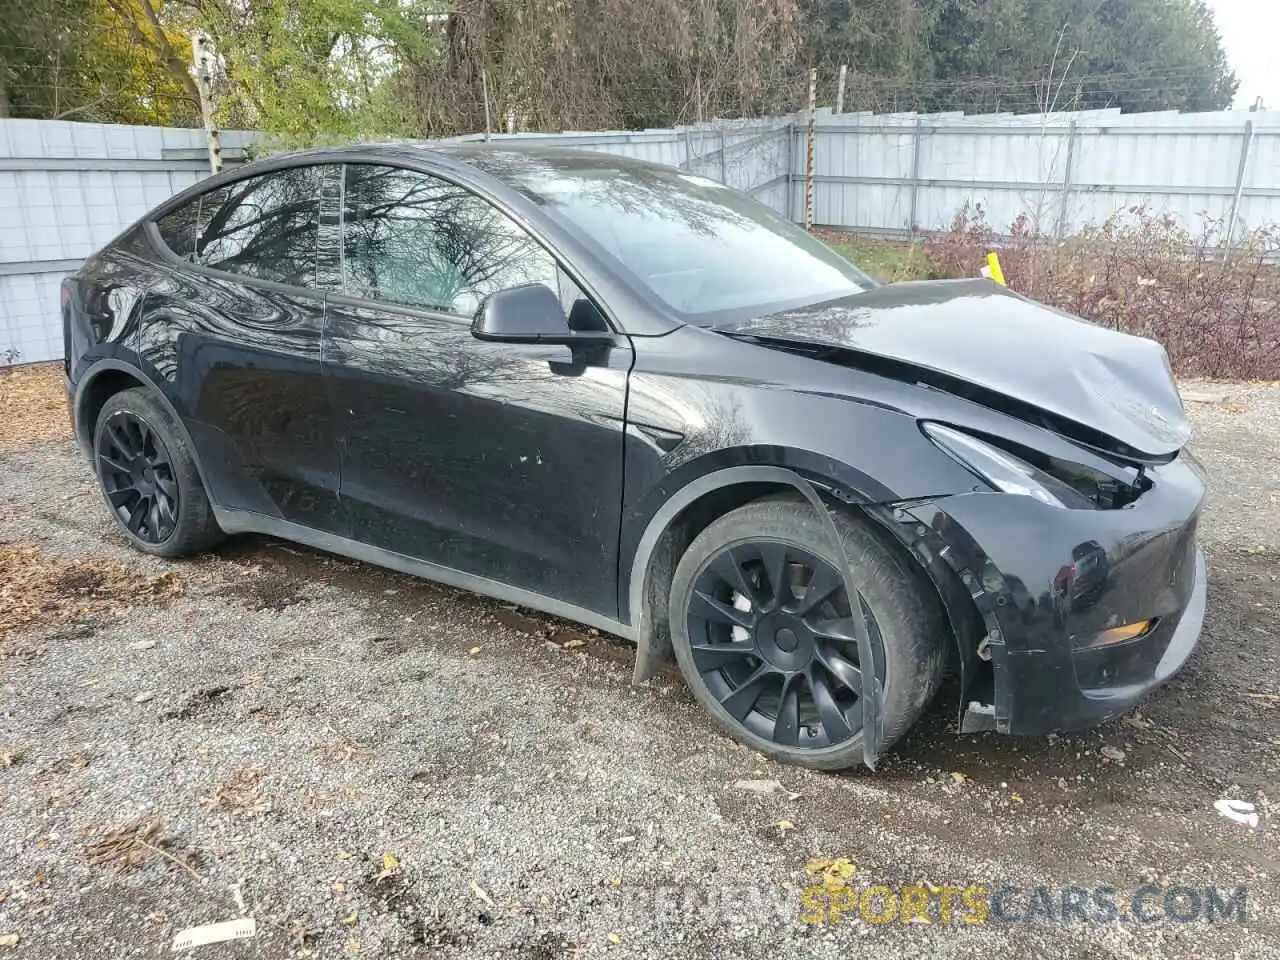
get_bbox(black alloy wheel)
[95,409,180,544]
[668,498,946,769]
[683,539,881,750]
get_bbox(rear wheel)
[668,497,946,769]
[93,388,223,557]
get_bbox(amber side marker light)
[1084,620,1156,648]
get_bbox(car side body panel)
[616,324,997,622]
[324,297,634,617]
[134,257,341,530]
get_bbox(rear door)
[144,163,345,530]
[324,162,632,616]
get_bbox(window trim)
[146,159,341,302]
[145,152,622,335]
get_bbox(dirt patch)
[0,363,72,453]
[0,543,183,645]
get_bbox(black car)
[62,144,1207,770]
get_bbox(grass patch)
[818,231,932,283]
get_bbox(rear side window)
[155,203,198,261]
[192,165,336,288]
[341,164,558,316]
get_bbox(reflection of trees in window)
[459,150,869,316]
[156,203,198,260]
[342,164,557,315]
[195,166,334,288]
[467,152,760,239]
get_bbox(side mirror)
[472,283,611,344]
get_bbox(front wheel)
[668,497,946,769]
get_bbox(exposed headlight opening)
[922,423,1092,509]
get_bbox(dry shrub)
[202,766,272,817]
[84,817,200,878]
[0,544,183,643]
[0,362,72,452]
[922,204,1280,380]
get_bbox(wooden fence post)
[805,68,816,230]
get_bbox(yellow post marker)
[985,251,1007,286]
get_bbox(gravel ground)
[1,380,1278,958]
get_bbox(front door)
[324,162,632,616]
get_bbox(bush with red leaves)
[921,204,1280,380]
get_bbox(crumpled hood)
[717,278,1191,458]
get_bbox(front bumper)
[902,453,1206,735]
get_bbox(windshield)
[481,154,873,321]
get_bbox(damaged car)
[62,144,1207,769]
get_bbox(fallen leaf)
[949,771,968,784]
[331,883,345,895]
[1222,403,1249,413]
[561,637,587,649]
[134,691,155,704]
[1010,792,1024,803]
[336,852,354,861]
[468,647,482,656]
[129,640,157,651]
[0,749,21,768]
[1101,746,1126,762]
[0,934,19,949]
[342,909,358,926]
[775,819,796,834]
[382,852,399,873]
[806,857,856,888]
[607,933,622,945]
[470,880,495,907]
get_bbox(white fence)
[799,107,1280,239]
[4,108,1280,363]
[0,120,254,365]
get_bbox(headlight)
[923,423,1089,509]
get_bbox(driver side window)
[341,164,558,316]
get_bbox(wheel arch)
[627,463,889,683]
[74,359,213,497]
[625,464,977,711]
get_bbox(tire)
[668,497,946,770]
[92,387,224,557]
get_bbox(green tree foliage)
[0,0,1240,135]
[196,0,439,144]
[807,0,1238,114]
[0,0,197,123]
